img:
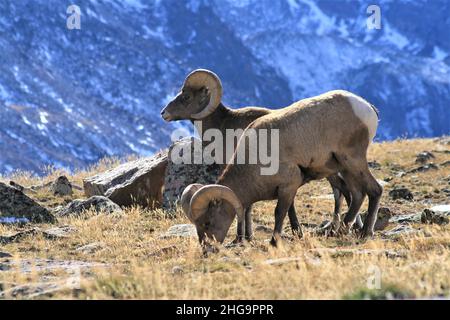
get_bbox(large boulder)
[162,138,222,209]
[83,152,168,208]
[0,182,55,223]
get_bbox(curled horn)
[183,69,223,119]
[189,184,244,222]
[180,183,204,222]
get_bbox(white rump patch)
[346,93,378,142]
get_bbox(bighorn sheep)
[182,89,382,246]
[161,69,357,242]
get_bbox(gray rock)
[75,242,106,254]
[407,163,439,174]
[389,213,421,224]
[421,208,449,225]
[0,228,39,245]
[0,258,108,273]
[0,251,12,258]
[389,187,414,201]
[255,224,273,233]
[160,224,197,239]
[309,248,407,259]
[368,161,381,169]
[57,196,123,217]
[50,176,73,196]
[83,152,167,208]
[0,182,55,223]
[382,224,420,238]
[171,266,184,274]
[42,226,76,239]
[360,207,392,231]
[163,138,221,209]
[415,151,435,164]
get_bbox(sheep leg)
[327,175,345,233]
[332,176,364,230]
[360,170,383,238]
[232,206,254,243]
[287,203,303,238]
[340,172,366,233]
[270,189,299,247]
[234,220,245,243]
[244,205,254,241]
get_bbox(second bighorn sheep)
[182,89,382,246]
[161,69,356,241]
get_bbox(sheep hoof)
[270,233,284,247]
[292,227,303,239]
[359,228,374,239]
[245,235,255,242]
[229,236,245,246]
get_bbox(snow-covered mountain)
[0,0,449,174]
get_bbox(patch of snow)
[22,116,32,126]
[0,217,30,224]
[39,111,49,124]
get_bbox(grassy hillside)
[0,138,449,299]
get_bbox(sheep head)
[180,184,244,245]
[161,69,223,121]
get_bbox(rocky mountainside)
[0,0,449,174]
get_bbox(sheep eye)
[181,93,191,102]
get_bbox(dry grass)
[0,138,449,299]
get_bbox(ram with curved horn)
[184,89,382,247]
[162,69,358,244]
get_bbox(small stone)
[368,161,381,169]
[75,242,106,254]
[0,229,39,245]
[42,226,76,239]
[389,187,414,201]
[382,224,419,238]
[440,160,450,167]
[160,224,197,239]
[415,151,435,164]
[0,251,12,258]
[374,207,392,231]
[408,163,439,174]
[172,266,184,274]
[57,196,123,217]
[389,213,421,224]
[50,176,73,196]
[255,224,272,233]
[421,207,450,225]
